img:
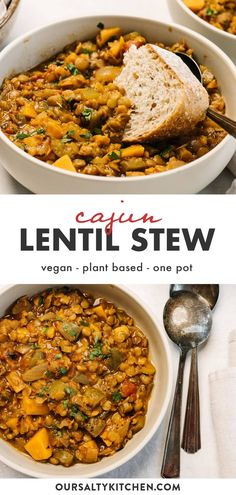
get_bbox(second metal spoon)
[161,291,212,477]
[176,52,236,138]
[170,284,219,453]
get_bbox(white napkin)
[209,329,236,477]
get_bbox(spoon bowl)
[170,284,219,310]
[175,52,236,138]
[164,291,212,348]
[161,290,212,477]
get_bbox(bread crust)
[116,44,209,143]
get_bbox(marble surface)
[0,0,235,194]
[0,284,236,478]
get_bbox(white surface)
[209,329,236,477]
[0,284,236,478]
[0,0,235,194]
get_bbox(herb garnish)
[160,145,174,157]
[93,128,102,135]
[112,391,123,402]
[81,107,93,121]
[64,386,76,396]
[206,8,218,15]
[89,339,110,360]
[80,132,92,139]
[69,404,88,420]
[108,150,121,160]
[54,354,62,360]
[15,128,45,140]
[80,320,90,327]
[61,130,75,143]
[67,63,80,76]
[81,48,93,54]
[59,367,68,376]
[37,386,49,397]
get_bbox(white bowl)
[168,0,236,63]
[0,15,235,194]
[0,284,172,478]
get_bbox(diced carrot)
[121,381,137,397]
[22,397,49,415]
[121,145,145,158]
[25,428,52,460]
[53,155,76,172]
[46,120,64,139]
[97,27,122,47]
[21,103,37,118]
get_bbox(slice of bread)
[116,44,209,142]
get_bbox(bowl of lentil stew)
[0,284,172,477]
[0,15,235,193]
[169,0,236,63]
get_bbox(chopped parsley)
[97,22,104,29]
[160,145,174,157]
[67,63,80,76]
[81,48,93,54]
[93,128,102,135]
[81,107,93,121]
[59,367,68,376]
[206,8,218,15]
[64,386,76,396]
[112,391,123,402]
[80,132,92,139]
[108,150,121,160]
[38,294,44,305]
[89,340,110,360]
[54,354,62,360]
[61,130,75,143]
[80,320,90,327]
[37,386,49,397]
[31,343,40,349]
[63,399,69,409]
[69,404,88,420]
[45,370,53,378]
[15,128,45,140]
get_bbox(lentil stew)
[0,25,226,177]
[183,0,236,35]
[0,287,156,466]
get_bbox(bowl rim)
[0,13,235,184]
[175,0,236,40]
[0,283,173,478]
[0,0,20,30]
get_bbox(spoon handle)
[207,108,236,138]
[182,347,201,453]
[161,348,187,478]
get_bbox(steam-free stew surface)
[0,288,156,466]
[0,25,226,177]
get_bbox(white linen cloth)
[209,329,236,477]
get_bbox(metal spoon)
[170,284,219,310]
[161,291,212,478]
[175,52,236,138]
[170,284,219,453]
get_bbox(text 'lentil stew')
[183,0,236,35]
[0,288,156,466]
[0,25,226,177]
